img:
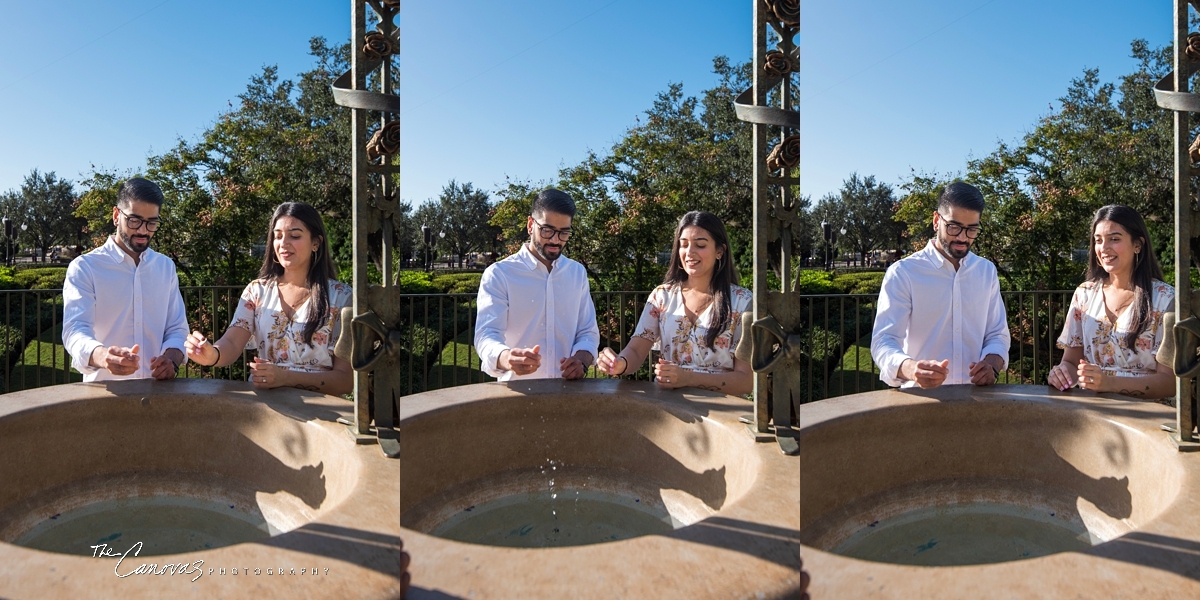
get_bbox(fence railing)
[800,291,1076,402]
[0,288,662,396]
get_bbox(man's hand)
[149,355,178,380]
[560,354,587,380]
[499,345,541,376]
[903,358,949,389]
[93,344,140,376]
[969,360,998,386]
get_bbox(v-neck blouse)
[632,284,753,374]
[229,278,353,372]
[1056,279,1174,377]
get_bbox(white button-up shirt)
[475,244,600,381]
[870,239,1010,387]
[62,236,189,381]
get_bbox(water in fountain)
[16,496,273,557]
[833,501,1095,566]
[431,488,674,548]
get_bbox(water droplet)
[551,493,557,499]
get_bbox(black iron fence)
[0,288,663,395]
[800,291,1076,402]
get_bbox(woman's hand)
[250,356,289,389]
[597,347,628,376]
[185,331,218,366]
[654,359,689,389]
[1076,358,1107,392]
[1048,361,1076,391]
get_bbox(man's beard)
[532,237,563,262]
[119,228,151,253]
[938,232,970,259]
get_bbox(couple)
[870,182,1175,400]
[62,177,352,394]
[475,189,754,394]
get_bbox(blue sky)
[0,0,748,205]
[0,1,1176,209]
[802,0,1171,201]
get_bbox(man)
[62,177,189,381]
[475,188,599,381]
[870,182,1010,389]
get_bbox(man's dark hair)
[936,182,985,214]
[531,188,576,219]
[117,177,164,208]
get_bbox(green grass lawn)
[8,324,82,391]
[826,334,890,397]
[426,330,496,390]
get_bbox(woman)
[1048,205,1175,399]
[184,202,353,395]
[597,211,753,395]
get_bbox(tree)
[412,201,445,268]
[15,170,82,262]
[810,193,844,268]
[75,38,358,286]
[836,173,897,267]
[891,39,1185,291]
[431,181,498,268]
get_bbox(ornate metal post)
[1153,0,1200,449]
[331,0,402,457]
[734,0,800,456]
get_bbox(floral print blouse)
[632,284,753,374]
[1056,279,1175,377]
[230,279,353,373]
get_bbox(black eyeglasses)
[119,209,161,232]
[533,219,571,241]
[942,221,981,239]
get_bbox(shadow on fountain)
[670,516,801,570]
[1091,531,1200,582]
[259,522,403,578]
[229,431,329,510]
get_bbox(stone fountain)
[0,379,402,599]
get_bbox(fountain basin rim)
[800,384,1200,597]
[0,379,402,600]
[399,379,800,599]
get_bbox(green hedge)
[831,272,885,295]
[13,267,67,290]
[396,270,437,294]
[798,270,836,294]
[0,267,20,291]
[431,273,482,295]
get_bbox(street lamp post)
[2,217,10,267]
[819,221,844,271]
[838,227,846,268]
[420,224,431,272]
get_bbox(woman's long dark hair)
[663,211,739,349]
[259,202,337,347]
[1085,205,1164,348]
